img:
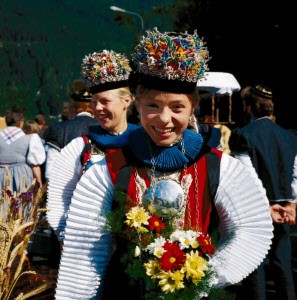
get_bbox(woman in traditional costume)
[53,29,274,299]
[0,108,45,191]
[47,50,139,242]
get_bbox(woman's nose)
[158,108,171,123]
[93,102,103,111]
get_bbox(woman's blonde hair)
[113,86,135,116]
[114,86,134,101]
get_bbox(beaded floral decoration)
[81,50,131,88]
[131,28,209,83]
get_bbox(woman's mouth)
[96,114,109,121]
[154,127,174,133]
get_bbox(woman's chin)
[98,120,111,130]
[152,138,176,147]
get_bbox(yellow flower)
[157,270,185,293]
[125,206,149,231]
[183,250,208,285]
[144,259,160,278]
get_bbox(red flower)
[148,216,165,233]
[196,234,215,255]
[159,242,186,272]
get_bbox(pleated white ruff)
[54,158,113,299]
[47,137,104,241]
[208,154,273,287]
[54,153,273,299]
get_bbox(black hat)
[131,28,209,94]
[71,79,92,102]
[71,89,92,102]
[250,84,273,99]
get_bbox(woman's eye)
[147,103,158,108]
[172,105,183,110]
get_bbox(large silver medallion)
[144,179,185,215]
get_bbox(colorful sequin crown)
[131,28,209,93]
[81,50,131,94]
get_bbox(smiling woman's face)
[137,89,194,147]
[91,88,131,134]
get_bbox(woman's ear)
[123,95,132,109]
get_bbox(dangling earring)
[189,114,199,133]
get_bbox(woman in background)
[0,108,45,191]
[23,119,41,134]
[47,50,139,243]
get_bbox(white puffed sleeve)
[209,153,273,287]
[45,147,60,180]
[54,159,114,300]
[47,137,88,241]
[27,133,46,165]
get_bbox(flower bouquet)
[0,171,50,300]
[108,191,219,300]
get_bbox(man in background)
[229,84,297,300]
[44,80,98,179]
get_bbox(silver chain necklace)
[145,136,196,228]
[133,135,200,229]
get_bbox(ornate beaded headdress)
[131,28,209,93]
[81,50,131,94]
